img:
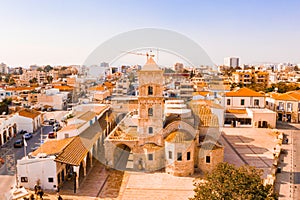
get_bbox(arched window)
[148,86,153,95]
[148,108,153,116]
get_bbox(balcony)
[286,108,293,113]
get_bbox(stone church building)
[105,57,224,176]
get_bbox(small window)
[148,108,153,116]
[64,133,69,138]
[48,177,54,183]
[177,152,182,161]
[241,99,245,106]
[206,156,211,163]
[254,99,259,106]
[21,177,28,182]
[168,151,172,159]
[148,127,153,134]
[148,86,153,95]
[227,99,231,105]
[187,152,191,160]
[148,154,153,161]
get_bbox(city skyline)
[0,0,299,67]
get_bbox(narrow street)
[0,125,52,198]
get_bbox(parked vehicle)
[49,119,56,125]
[19,130,27,134]
[14,139,24,148]
[23,133,33,140]
[0,157,4,164]
[48,132,57,139]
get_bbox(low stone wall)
[264,131,283,187]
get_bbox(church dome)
[165,130,194,143]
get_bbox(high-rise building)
[224,57,239,68]
[0,63,9,74]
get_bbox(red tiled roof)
[18,109,41,119]
[226,88,264,97]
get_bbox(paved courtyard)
[220,127,279,178]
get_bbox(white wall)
[15,115,33,133]
[17,157,58,190]
[224,96,265,109]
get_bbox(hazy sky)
[0,0,299,67]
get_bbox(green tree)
[46,75,53,83]
[29,77,38,84]
[44,65,53,72]
[4,74,10,83]
[37,67,44,72]
[9,78,15,85]
[190,162,277,200]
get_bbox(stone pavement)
[221,127,277,178]
[120,172,194,200]
[37,163,195,200]
[274,130,294,200]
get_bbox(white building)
[0,88,12,101]
[0,63,9,74]
[224,57,239,68]
[38,89,68,110]
[222,88,276,128]
[223,87,265,109]
[17,105,113,191]
[17,156,58,190]
[0,115,17,146]
[14,109,42,133]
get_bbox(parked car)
[14,139,24,148]
[48,132,57,139]
[23,133,33,140]
[18,130,27,134]
[49,119,56,125]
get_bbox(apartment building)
[266,91,300,123]
[223,88,276,128]
[232,70,269,87]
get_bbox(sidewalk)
[274,130,294,199]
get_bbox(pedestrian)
[34,184,38,194]
[29,194,35,200]
[38,189,44,199]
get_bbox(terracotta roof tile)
[5,87,36,91]
[88,85,105,91]
[18,109,41,119]
[53,85,74,91]
[31,137,73,156]
[226,109,247,114]
[269,92,299,101]
[55,122,102,166]
[226,88,264,97]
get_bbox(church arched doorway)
[113,144,133,171]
